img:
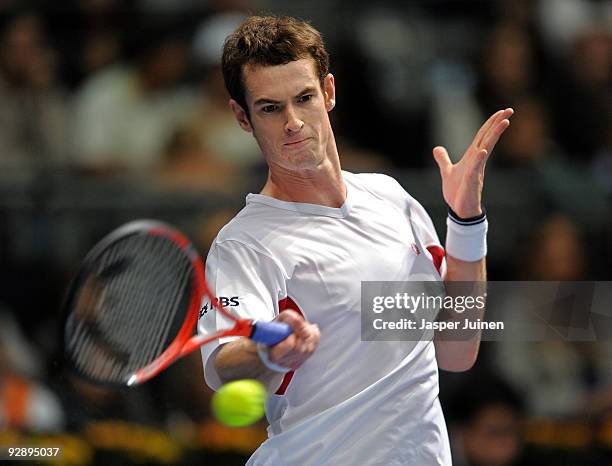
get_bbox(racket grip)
[251,321,292,345]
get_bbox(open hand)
[432,108,514,218]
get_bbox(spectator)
[490,95,607,228]
[156,12,267,193]
[60,373,160,429]
[45,0,126,89]
[448,376,530,466]
[0,309,65,432]
[590,100,612,195]
[475,23,540,114]
[547,26,611,161]
[495,215,612,418]
[189,12,261,167]
[71,18,193,174]
[0,9,68,180]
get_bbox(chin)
[296,153,326,170]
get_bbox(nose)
[284,105,304,134]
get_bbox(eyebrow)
[253,86,318,107]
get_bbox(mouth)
[284,138,312,149]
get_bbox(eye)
[261,104,279,114]
[297,94,313,103]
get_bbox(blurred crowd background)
[0,0,610,464]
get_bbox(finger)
[279,328,319,365]
[279,341,318,368]
[432,146,452,175]
[283,351,311,367]
[297,325,319,352]
[302,324,320,348]
[471,149,488,175]
[278,353,307,368]
[475,108,514,142]
[295,322,319,341]
[295,321,315,339]
[299,333,319,354]
[481,118,511,154]
[274,309,302,323]
[275,309,306,332]
[270,334,297,359]
[304,337,318,353]
[475,108,513,147]
[474,110,504,147]
[293,333,309,354]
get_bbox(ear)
[229,99,253,132]
[323,73,336,112]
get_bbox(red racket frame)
[123,224,257,385]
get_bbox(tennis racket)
[62,219,292,387]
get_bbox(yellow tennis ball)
[212,379,266,427]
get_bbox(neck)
[260,135,346,207]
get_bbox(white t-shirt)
[199,171,451,466]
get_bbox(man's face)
[230,58,336,173]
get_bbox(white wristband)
[256,343,291,373]
[445,216,488,261]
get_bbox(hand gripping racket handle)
[251,321,293,345]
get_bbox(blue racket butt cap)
[251,321,292,345]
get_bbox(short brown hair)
[222,15,330,114]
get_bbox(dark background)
[0,0,610,464]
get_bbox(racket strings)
[67,234,193,383]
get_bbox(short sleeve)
[198,239,286,390]
[408,196,446,276]
[407,195,442,249]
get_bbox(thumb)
[432,146,452,174]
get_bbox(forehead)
[242,58,320,103]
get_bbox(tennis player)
[199,15,512,465]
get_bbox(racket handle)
[251,321,292,345]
